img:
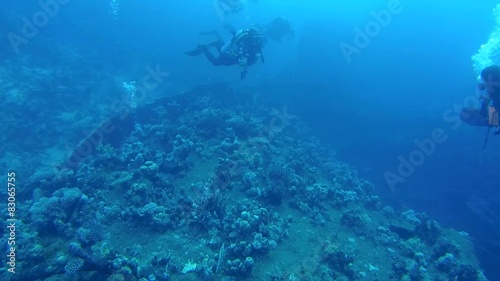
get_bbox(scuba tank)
[222,29,263,57]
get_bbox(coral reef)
[0,85,488,281]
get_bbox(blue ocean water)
[1,0,500,280]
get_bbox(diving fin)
[184,45,207,56]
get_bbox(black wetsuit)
[201,29,264,79]
[202,42,239,66]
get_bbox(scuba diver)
[477,65,500,135]
[260,16,294,42]
[185,27,265,80]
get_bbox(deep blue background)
[3,0,500,279]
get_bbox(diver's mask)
[252,34,263,48]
